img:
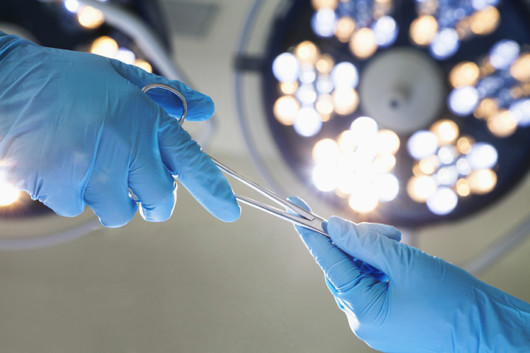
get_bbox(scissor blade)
[210,156,319,222]
[236,195,328,237]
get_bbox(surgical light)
[240,0,530,227]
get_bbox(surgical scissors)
[141,83,328,236]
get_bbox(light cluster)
[407,120,498,215]
[272,41,360,136]
[311,0,398,59]
[311,117,401,213]
[410,0,501,59]
[448,40,530,137]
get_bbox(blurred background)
[0,0,529,352]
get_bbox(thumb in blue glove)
[291,197,530,352]
[0,32,240,226]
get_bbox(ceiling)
[0,1,529,352]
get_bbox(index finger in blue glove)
[158,118,240,222]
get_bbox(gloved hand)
[291,197,530,352]
[0,33,240,227]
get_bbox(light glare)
[0,181,20,206]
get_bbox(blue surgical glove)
[291,197,530,352]
[0,33,240,227]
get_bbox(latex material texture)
[0,33,240,226]
[290,197,530,352]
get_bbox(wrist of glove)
[290,197,530,353]
[0,33,240,226]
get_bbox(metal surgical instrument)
[141,83,328,236]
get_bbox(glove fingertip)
[185,92,215,122]
[287,196,311,212]
[216,198,241,223]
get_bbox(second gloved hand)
[291,198,530,353]
[0,33,240,226]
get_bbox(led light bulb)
[407,175,437,203]
[90,36,118,58]
[134,59,153,73]
[312,138,340,163]
[295,41,320,65]
[350,28,378,59]
[426,187,458,215]
[410,15,438,46]
[430,119,459,145]
[332,88,359,115]
[335,17,356,43]
[408,131,438,160]
[449,61,480,88]
[469,6,500,36]
[77,6,105,29]
[273,96,300,126]
[294,107,322,137]
[468,169,497,194]
[487,109,518,137]
[312,9,337,38]
[272,53,300,83]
